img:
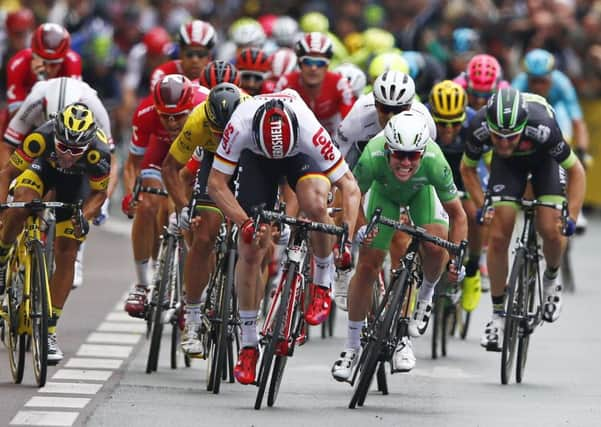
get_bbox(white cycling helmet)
[271,48,297,78]
[373,71,415,106]
[229,18,266,48]
[272,16,299,47]
[44,77,85,120]
[384,110,430,152]
[334,63,367,98]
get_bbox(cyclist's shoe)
[543,283,563,322]
[305,284,332,326]
[181,321,204,357]
[331,348,358,382]
[333,267,353,311]
[48,333,64,365]
[234,346,259,385]
[575,211,587,235]
[72,258,83,289]
[408,299,432,337]
[124,284,148,318]
[480,314,504,352]
[461,272,482,312]
[392,337,416,373]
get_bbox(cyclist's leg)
[531,155,567,322]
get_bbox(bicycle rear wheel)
[376,362,388,395]
[170,241,184,370]
[458,310,471,340]
[431,292,443,359]
[6,261,26,384]
[30,240,49,387]
[501,248,525,385]
[255,265,295,410]
[146,237,174,373]
[516,261,536,383]
[267,354,288,407]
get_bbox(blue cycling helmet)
[452,28,480,54]
[524,49,555,77]
[402,51,425,80]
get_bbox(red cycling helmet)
[258,14,277,37]
[6,8,35,35]
[295,32,333,59]
[178,20,216,49]
[31,23,70,61]
[143,27,172,56]
[200,60,240,88]
[252,99,299,159]
[153,74,195,114]
[236,47,271,73]
[466,54,502,93]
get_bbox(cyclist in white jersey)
[3,77,117,287]
[332,71,437,309]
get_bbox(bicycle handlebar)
[0,199,87,234]
[132,176,168,202]
[478,194,569,234]
[366,207,467,264]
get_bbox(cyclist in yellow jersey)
[162,83,249,356]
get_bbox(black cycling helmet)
[485,87,528,135]
[205,82,244,130]
[199,60,240,89]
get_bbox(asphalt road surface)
[1,215,600,427]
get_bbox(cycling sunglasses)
[299,56,330,68]
[433,115,465,127]
[240,71,266,82]
[467,87,493,99]
[33,53,64,65]
[375,102,411,115]
[387,148,423,162]
[158,111,190,121]
[184,49,210,59]
[488,127,523,139]
[55,139,88,156]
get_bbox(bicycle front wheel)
[516,260,536,383]
[6,262,26,384]
[30,240,49,387]
[501,248,525,385]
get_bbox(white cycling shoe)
[331,348,359,382]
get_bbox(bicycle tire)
[255,264,295,410]
[170,241,183,370]
[459,310,471,340]
[350,269,409,408]
[376,362,388,395]
[267,355,288,407]
[205,255,225,391]
[431,292,442,359]
[30,240,49,387]
[516,260,536,383]
[560,240,575,293]
[146,236,174,373]
[212,247,235,394]
[6,264,26,384]
[501,248,525,385]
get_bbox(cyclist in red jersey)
[274,32,355,135]
[261,48,297,94]
[236,47,271,96]
[149,20,216,90]
[121,75,208,317]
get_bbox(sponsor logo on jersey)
[312,127,336,161]
[221,123,235,155]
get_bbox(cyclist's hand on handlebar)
[563,217,576,237]
[356,224,378,246]
[334,240,353,270]
[71,215,90,238]
[240,218,269,247]
[178,206,191,230]
[121,193,137,218]
[446,260,466,283]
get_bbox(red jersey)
[274,71,354,134]
[261,78,277,94]
[5,48,82,113]
[130,84,208,170]
[149,60,184,91]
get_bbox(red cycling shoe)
[305,284,332,326]
[234,346,260,385]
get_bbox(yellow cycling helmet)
[300,12,329,33]
[54,102,97,146]
[368,51,408,82]
[429,80,467,120]
[344,32,364,54]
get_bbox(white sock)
[76,242,85,264]
[184,303,202,324]
[135,259,150,287]
[346,320,363,351]
[313,254,333,288]
[240,310,258,348]
[418,276,440,302]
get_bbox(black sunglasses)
[376,102,411,115]
[185,49,210,59]
[387,149,423,162]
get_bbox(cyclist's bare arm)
[0,162,22,203]
[565,159,586,221]
[161,153,187,211]
[83,190,108,221]
[460,159,485,208]
[332,170,361,238]
[442,197,468,246]
[123,153,143,195]
[208,168,247,226]
[572,118,589,152]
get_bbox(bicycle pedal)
[485,343,502,352]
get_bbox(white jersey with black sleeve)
[213,89,349,184]
[4,77,113,148]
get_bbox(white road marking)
[10,411,79,426]
[52,369,113,381]
[65,358,123,369]
[77,344,133,359]
[25,397,90,409]
[87,332,141,344]
[39,382,103,395]
[97,321,147,334]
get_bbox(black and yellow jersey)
[9,120,112,191]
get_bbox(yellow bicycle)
[0,199,83,387]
